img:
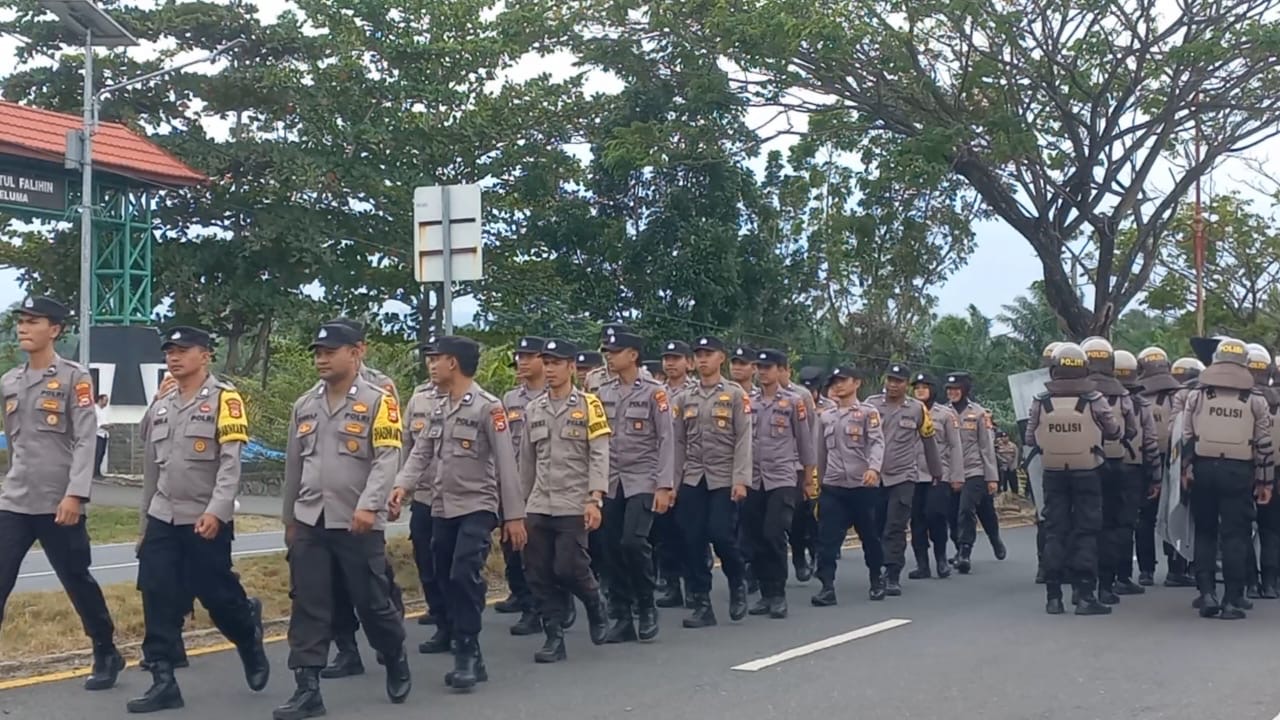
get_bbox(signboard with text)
[0,169,66,212]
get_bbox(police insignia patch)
[345,422,365,434]
[346,439,360,453]
[869,413,881,428]
[3,399,15,414]
[194,439,208,453]
[47,380,60,390]
[199,403,212,413]
[491,408,507,432]
[353,402,369,414]
[654,390,669,413]
[298,422,314,435]
[75,381,92,408]
[225,397,243,419]
[40,399,59,411]
[412,419,426,431]
[46,413,59,425]
[570,410,586,420]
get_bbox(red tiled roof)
[0,101,205,187]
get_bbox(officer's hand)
[584,503,603,531]
[156,373,177,401]
[1147,484,1161,500]
[731,484,748,502]
[194,513,220,540]
[350,509,376,534]
[134,538,143,558]
[388,487,407,522]
[653,488,673,514]
[805,481,820,500]
[503,519,528,551]
[862,470,880,488]
[1256,485,1273,506]
[949,481,963,493]
[1181,471,1192,490]
[285,522,296,547]
[986,481,998,496]
[54,496,82,526]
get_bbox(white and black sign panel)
[0,169,66,212]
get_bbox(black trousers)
[1041,469,1102,586]
[287,520,404,669]
[409,502,445,620]
[1136,492,1160,574]
[1099,461,1144,583]
[94,436,107,477]
[603,491,657,610]
[956,476,990,547]
[790,495,818,568]
[433,511,497,637]
[815,485,883,584]
[879,483,914,570]
[501,539,536,612]
[675,479,746,594]
[741,487,798,597]
[525,513,600,625]
[139,517,256,663]
[0,511,114,645]
[910,482,950,558]
[331,540,404,642]
[1190,458,1254,591]
[1258,494,1280,578]
[652,506,685,585]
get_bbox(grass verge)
[77,507,283,545]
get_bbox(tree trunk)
[242,314,272,377]
[223,313,246,374]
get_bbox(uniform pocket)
[452,425,480,457]
[184,424,218,461]
[338,424,372,460]
[35,406,66,434]
[624,406,650,435]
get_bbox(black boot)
[236,597,270,692]
[908,552,931,580]
[1196,573,1221,617]
[1261,571,1279,599]
[450,635,484,689]
[990,534,1007,560]
[1165,571,1196,587]
[272,668,325,720]
[1248,583,1263,599]
[494,594,521,613]
[533,619,567,663]
[748,595,772,616]
[745,565,760,595]
[656,581,684,608]
[811,583,837,607]
[1045,586,1065,615]
[383,646,412,704]
[884,566,903,596]
[126,661,184,713]
[584,593,609,645]
[1097,576,1120,605]
[794,556,813,583]
[934,551,951,579]
[604,603,636,644]
[1138,571,1155,587]
[418,625,452,654]
[1073,585,1112,616]
[956,545,973,574]
[729,582,748,621]
[637,603,659,641]
[1113,577,1145,595]
[417,612,437,626]
[85,642,125,691]
[444,640,488,688]
[320,634,364,678]
[562,601,578,630]
[682,593,718,628]
[768,594,789,619]
[1226,586,1253,611]
[510,610,541,636]
[869,570,887,601]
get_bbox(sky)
[0,1,1272,333]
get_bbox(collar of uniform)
[24,356,61,379]
[696,378,726,394]
[175,373,219,410]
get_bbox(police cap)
[602,332,645,353]
[730,344,756,363]
[825,365,863,386]
[14,296,70,324]
[515,336,546,355]
[756,348,787,367]
[428,335,482,368]
[884,363,910,380]
[576,350,603,368]
[693,336,726,353]
[541,339,579,360]
[326,317,367,342]
[309,322,362,350]
[161,326,213,351]
[944,371,972,389]
[798,366,825,389]
[661,340,692,358]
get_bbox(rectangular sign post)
[413,184,483,334]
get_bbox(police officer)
[642,359,665,382]
[743,349,814,618]
[995,432,1019,494]
[1025,343,1123,615]
[1259,353,1280,599]
[518,339,611,662]
[1033,342,1062,584]
[1181,338,1274,618]
[404,335,526,689]
[128,326,269,713]
[1080,337,1153,606]
[655,340,698,609]
[1170,357,1206,416]
[275,322,411,719]
[388,337,448,652]
[1136,346,1189,587]
[495,336,547,637]
[576,351,604,389]
[944,371,1003,573]
[0,296,122,691]
[909,373,963,579]
[812,366,887,605]
[320,318,404,679]
[598,331,674,641]
[1111,350,1163,595]
[866,363,942,595]
[790,367,829,582]
[671,336,752,627]
[729,344,757,394]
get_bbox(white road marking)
[18,548,282,580]
[731,618,912,672]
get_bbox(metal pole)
[1193,93,1205,337]
[440,186,453,335]
[79,30,94,366]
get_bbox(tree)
[678,0,1280,337]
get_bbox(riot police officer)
[1136,346,1188,587]
[1111,350,1162,595]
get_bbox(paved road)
[5,526,1280,719]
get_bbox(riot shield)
[1008,368,1050,513]
[1156,411,1194,561]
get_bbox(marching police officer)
[1111,350,1162,595]
[790,367,829,582]
[494,336,547,637]
[1025,343,1123,615]
[388,337,448,651]
[812,366,887,605]
[866,363,942,596]
[576,351,604,389]
[598,331,675,641]
[743,349,814,618]
[729,344,757,394]
[909,373,963,579]
[0,296,122,690]
[404,335,526,690]
[276,322,411,719]
[655,340,698,609]
[128,326,269,713]
[1181,338,1274,618]
[518,339,611,662]
[671,336,752,627]
[1136,346,1191,587]
[944,371,1004,572]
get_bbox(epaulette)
[639,376,662,387]
[1083,390,1103,401]
[58,356,89,373]
[477,388,500,403]
[214,377,237,391]
[413,381,433,394]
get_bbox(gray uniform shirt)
[398,381,442,506]
[751,385,816,491]
[598,376,675,497]
[923,403,965,485]
[817,400,885,488]
[519,388,611,515]
[282,375,403,530]
[503,383,546,464]
[952,400,999,484]
[672,377,753,490]
[865,394,942,487]
[0,355,97,515]
[140,374,247,527]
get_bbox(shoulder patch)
[372,396,403,449]
[742,394,753,415]
[217,390,250,444]
[654,389,669,413]
[796,400,807,421]
[75,379,93,408]
[491,406,508,432]
[585,393,612,440]
[868,410,881,428]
